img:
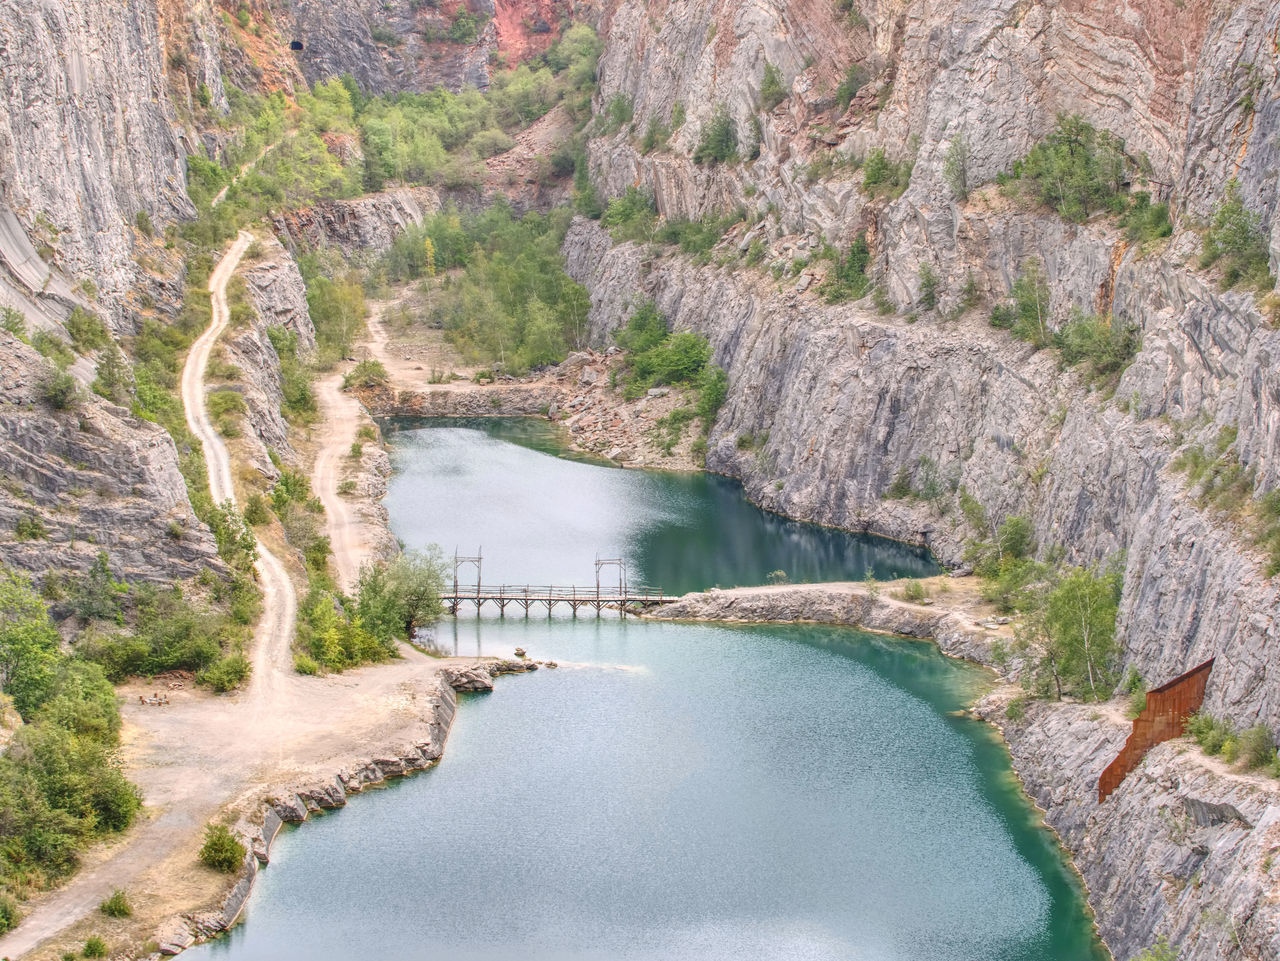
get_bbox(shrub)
[1001,115,1127,222]
[41,370,81,410]
[199,824,246,873]
[1005,696,1028,722]
[83,936,108,959]
[693,106,737,165]
[1119,191,1172,244]
[0,895,19,934]
[1238,724,1278,770]
[243,494,271,526]
[1055,311,1139,389]
[1,306,26,340]
[343,359,389,390]
[761,61,787,111]
[293,652,320,675]
[66,308,110,354]
[1200,179,1275,292]
[135,210,155,238]
[820,234,871,303]
[33,330,75,369]
[862,147,911,197]
[197,654,251,692]
[901,580,928,602]
[990,258,1052,347]
[834,63,868,110]
[338,479,357,496]
[1186,712,1234,756]
[349,442,363,459]
[1132,938,1177,961]
[15,515,48,541]
[918,263,940,310]
[100,889,132,918]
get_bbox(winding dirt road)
[0,232,298,959]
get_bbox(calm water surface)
[192,419,1105,961]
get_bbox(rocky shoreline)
[147,659,540,958]
[650,583,1280,961]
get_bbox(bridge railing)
[443,584,668,601]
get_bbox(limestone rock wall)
[272,186,443,259]
[225,238,318,475]
[986,696,1280,961]
[0,334,220,582]
[563,214,1280,732]
[0,0,194,330]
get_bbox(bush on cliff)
[1200,179,1275,293]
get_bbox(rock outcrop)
[226,238,318,474]
[266,0,498,95]
[272,186,442,259]
[0,0,193,330]
[0,333,220,582]
[984,695,1280,961]
[564,205,1280,733]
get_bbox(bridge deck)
[444,585,669,616]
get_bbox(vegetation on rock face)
[962,501,1123,701]
[693,106,738,165]
[998,114,1174,244]
[1200,179,1275,293]
[1172,427,1280,576]
[989,259,1139,390]
[1186,712,1280,779]
[760,62,787,112]
[819,234,871,303]
[296,549,447,674]
[0,567,142,895]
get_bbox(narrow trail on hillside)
[314,365,373,593]
[182,230,297,713]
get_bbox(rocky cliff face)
[985,695,1280,961]
[0,0,193,332]
[0,334,220,582]
[272,186,442,259]
[566,0,1280,734]
[227,237,317,475]
[265,0,498,94]
[565,211,1280,731]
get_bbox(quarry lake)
[192,419,1106,961]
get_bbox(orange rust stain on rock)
[492,0,565,63]
[1100,239,1128,316]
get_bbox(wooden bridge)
[443,584,670,617]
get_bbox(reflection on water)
[381,418,938,594]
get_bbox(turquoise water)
[190,420,1105,961]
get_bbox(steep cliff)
[226,237,317,474]
[566,0,1280,736]
[0,0,193,331]
[985,695,1280,961]
[0,334,220,582]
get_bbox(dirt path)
[0,232,307,959]
[313,366,374,593]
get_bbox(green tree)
[991,259,1052,347]
[761,62,787,112]
[1132,937,1177,961]
[92,340,133,404]
[693,106,738,165]
[1043,564,1122,701]
[944,132,969,200]
[0,568,60,718]
[1201,179,1274,290]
